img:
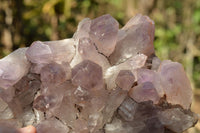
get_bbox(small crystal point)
[40,62,71,87]
[78,37,110,73]
[0,14,197,132]
[136,68,164,97]
[115,70,135,90]
[74,18,91,40]
[26,39,75,64]
[129,82,160,104]
[26,41,53,64]
[0,48,30,99]
[72,60,104,90]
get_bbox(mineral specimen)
[0,14,198,133]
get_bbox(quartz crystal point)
[158,60,193,109]
[109,14,155,65]
[105,54,147,90]
[73,18,91,40]
[26,39,75,74]
[40,62,71,87]
[89,14,119,57]
[129,82,160,104]
[0,14,197,133]
[72,60,104,90]
[0,48,30,89]
[0,97,14,119]
[151,56,161,70]
[26,39,75,64]
[136,68,164,97]
[115,70,135,90]
[71,37,110,73]
[26,41,53,64]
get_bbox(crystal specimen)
[0,14,198,133]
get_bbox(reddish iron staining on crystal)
[0,14,197,133]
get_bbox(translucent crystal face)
[0,14,197,133]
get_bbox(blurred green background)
[0,0,200,132]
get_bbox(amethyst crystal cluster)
[0,14,198,133]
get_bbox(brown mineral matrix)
[0,14,198,133]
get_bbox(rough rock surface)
[0,14,198,133]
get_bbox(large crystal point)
[109,14,155,65]
[49,81,78,125]
[26,39,75,64]
[89,14,119,57]
[158,60,193,109]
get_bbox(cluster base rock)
[0,14,198,133]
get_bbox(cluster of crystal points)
[0,14,198,133]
